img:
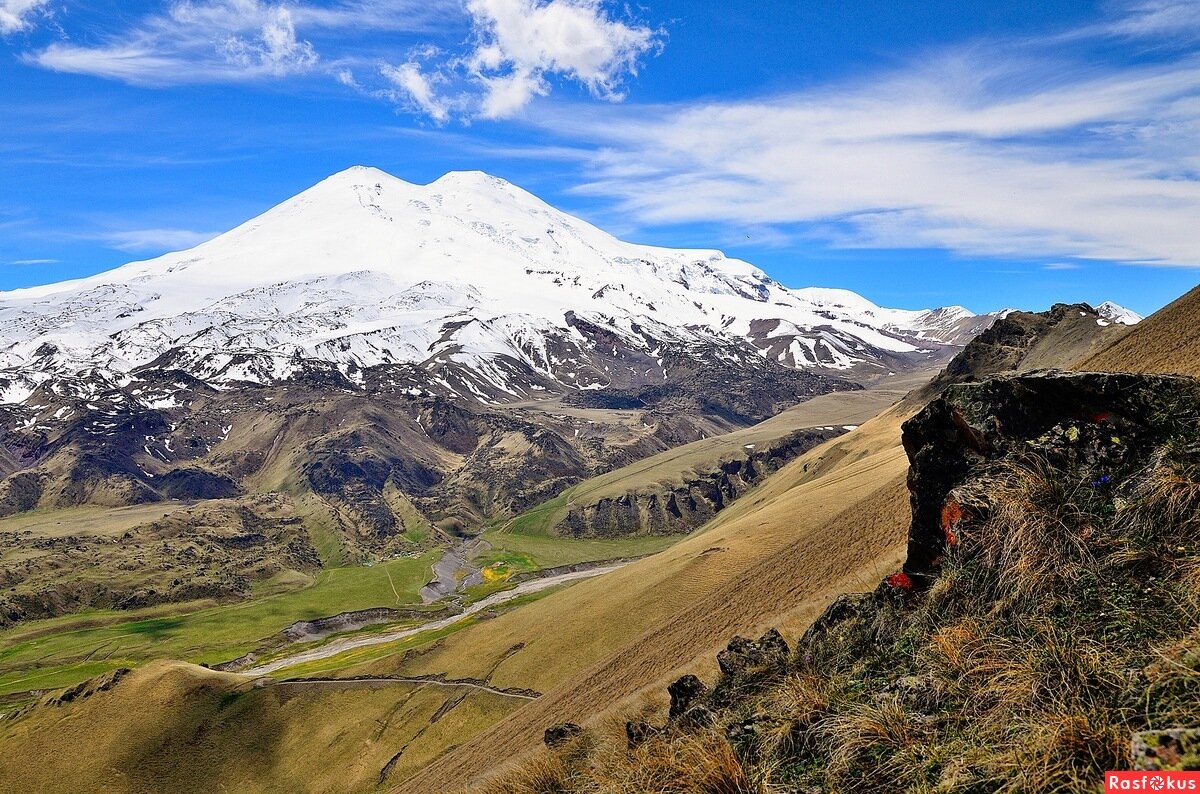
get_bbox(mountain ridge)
[0,166,1015,407]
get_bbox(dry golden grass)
[0,660,525,794]
[489,725,762,794]
[0,390,914,794]
[489,425,1200,794]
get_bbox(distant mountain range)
[0,166,1125,408]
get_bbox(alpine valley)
[0,167,1155,794]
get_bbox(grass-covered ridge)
[490,372,1200,793]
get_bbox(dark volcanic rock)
[901,370,1198,580]
[544,723,584,747]
[716,629,791,677]
[156,467,243,500]
[668,674,708,720]
[563,344,860,426]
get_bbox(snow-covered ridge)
[1096,301,1142,326]
[0,167,1032,404]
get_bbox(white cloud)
[21,0,657,114]
[210,4,318,76]
[0,0,49,35]
[477,67,549,119]
[380,61,450,123]
[370,0,660,121]
[1105,0,1200,41]
[463,0,659,118]
[25,1,447,84]
[99,228,219,252]
[544,48,1200,267]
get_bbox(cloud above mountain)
[23,0,659,117]
[539,3,1200,266]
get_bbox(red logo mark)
[1106,772,1200,791]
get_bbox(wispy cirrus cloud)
[26,0,451,84]
[529,3,1200,268]
[1102,0,1200,41]
[31,0,321,83]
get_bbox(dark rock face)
[716,630,790,678]
[943,304,1091,379]
[930,303,1109,388]
[563,345,860,427]
[558,428,844,538]
[668,674,708,720]
[900,370,1197,580]
[544,723,584,748]
[156,467,243,500]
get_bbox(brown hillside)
[1080,284,1200,376]
[393,408,913,791]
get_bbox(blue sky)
[2,0,1199,314]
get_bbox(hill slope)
[492,371,1200,792]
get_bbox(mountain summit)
[1,167,997,404]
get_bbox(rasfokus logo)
[1107,772,1200,791]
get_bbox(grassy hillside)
[0,378,914,792]
[0,661,527,794]
[490,371,1200,793]
[0,548,438,698]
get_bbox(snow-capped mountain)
[0,166,992,406]
[1096,301,1143,326]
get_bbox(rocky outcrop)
[900,370,1197,580]
[912,303,1129,407]
[556,428,843,537]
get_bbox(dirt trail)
[243,562,632,677]
[270,676,539,700]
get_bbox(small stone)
[668,674,708,720]
[726,719,757,740]
[543,722,583,748]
